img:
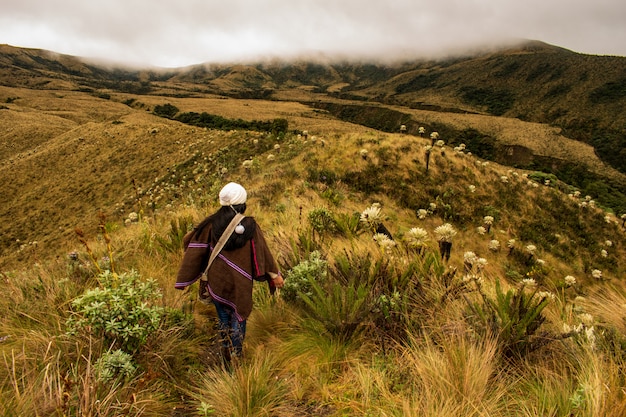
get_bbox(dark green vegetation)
[153,102,289,133]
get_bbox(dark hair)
[194,204,256,250]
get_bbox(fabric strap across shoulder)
[203,213,245,278]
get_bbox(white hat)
[219,182,247,206]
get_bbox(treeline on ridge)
[152,103,288,134]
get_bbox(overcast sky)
[1,0,625,68]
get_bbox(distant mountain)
[1,41,625,175]
[174,42,626,174]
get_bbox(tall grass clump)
[398,332,507,416]
[569,345,626,417]
[191,349,289,416]
[406,249,469,331]
[511,362,580,417]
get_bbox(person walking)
[175,182,284,364]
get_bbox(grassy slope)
[2,43,626,416]
[1,82,626,415]
[1,83,625,273]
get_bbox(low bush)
[66,270,164,354]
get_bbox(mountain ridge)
[2,40,624,173]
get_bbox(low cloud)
[1,0,625,67]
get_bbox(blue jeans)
[213,301,246,359]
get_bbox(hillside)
[2,42,626,416]
[2,41,625,171]
[0,83,624,268]
[1,41,626,268]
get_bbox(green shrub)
[465,279,553,360]
[173,111,288,133]
[306,167,338,185]
[588,79,626,104]
[270,118,289,134]
[528,171,558,186]
[299,277,372,343]
[320,187,344,206]
[282,251,328,304]
[341,164,385,195]
[460,86,515,116]
[95,349,137,382]
[153,103,179,118]
[308,207,338,236]
[395,73,441,93]
[66,270,164,353]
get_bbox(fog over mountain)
[1,0,625,67]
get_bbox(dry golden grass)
[2,78,624,270]
[583,284,626,335]
[399,333,507,416]
[391,104,626,184]
[0,84,387,268]
[3,49,626,415]
[1,140,624,416]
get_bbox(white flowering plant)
[404,227,429,251]
[463,251,478,272]
[483,215,494,232]
[373,233,396,252]
[434,223,457,261]
[434,223,457,243]
[360,203,383,230]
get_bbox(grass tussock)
[190,349,290,417]
[398,333,507,416]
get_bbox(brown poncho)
[175,217,279,321]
